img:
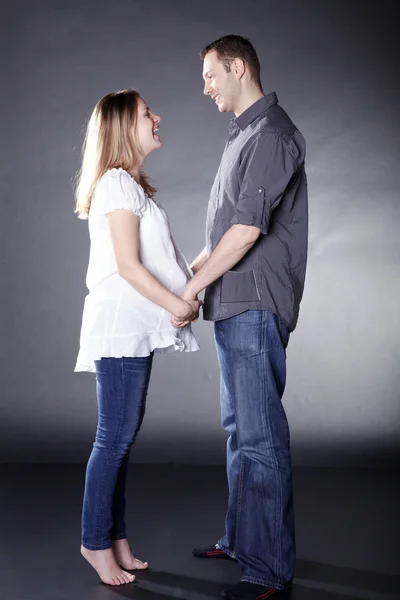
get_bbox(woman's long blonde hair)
[74,89,156,219]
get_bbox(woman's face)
[134,97,161,158]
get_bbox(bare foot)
[81,545,135,585]
[112,538,149,570]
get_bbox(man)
[172,35,308,600]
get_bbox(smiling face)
[202,50,240,113]
[134,97,161,158]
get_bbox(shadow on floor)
[94,559,400,600]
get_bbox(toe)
[134,557,148,569]
[123,569,135,582]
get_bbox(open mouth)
[153,127,160,137]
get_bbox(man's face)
[202,51,238,113]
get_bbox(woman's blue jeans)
[215,310,294,590]
[81,355,153,550]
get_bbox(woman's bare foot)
[81,545,135,585]
[112,538,149,570]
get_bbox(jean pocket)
[220,269,260,303]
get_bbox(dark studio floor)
[0,464,399,600]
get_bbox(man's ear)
[232,58,246,80]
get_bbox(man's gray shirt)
[203,92,308,332]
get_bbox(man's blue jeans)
[215,310,294,590]
[81,355,153,550]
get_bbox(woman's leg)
[110,355,153,570]
[110,354,153,541]
[81,355,153,584]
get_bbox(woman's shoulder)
[97,168,141,193]
[93,168,148,215]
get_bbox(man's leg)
[217,310,294,590]
[214,318,241,558]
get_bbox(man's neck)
[234,88,264,117]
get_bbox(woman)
[74,89,201,586]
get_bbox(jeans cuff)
[81,540,113,550]
[111,533,127,541]
[241,576,291,590]
[217,540,236,559]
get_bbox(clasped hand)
[171,294,203,329]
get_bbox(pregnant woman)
[74,89,201,585]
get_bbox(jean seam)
[261,312,282,583]
[233,453,245,556]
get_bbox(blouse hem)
[74,329,199,373]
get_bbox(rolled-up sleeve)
[231,131,299,235]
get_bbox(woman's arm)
[107,210,199,320]
[190,246,208,273]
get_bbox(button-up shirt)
[203,92,308,332]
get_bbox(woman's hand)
[172,299,203,328]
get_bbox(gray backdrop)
[1,0,399,465]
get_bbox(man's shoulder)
[252,105,305,156]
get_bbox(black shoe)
[192,544,235,560]
[221,581,280,600]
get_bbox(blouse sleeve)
[94,169,147,218]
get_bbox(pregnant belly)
[144,259,189,296]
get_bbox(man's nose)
[203,84,211,96]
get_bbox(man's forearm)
[184,225,260,299]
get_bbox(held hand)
[171,299,203,329]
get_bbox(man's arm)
[170,225,259,327]
[183,225,260,300]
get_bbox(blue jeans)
[215,310,294,589]
[81,355,153,550]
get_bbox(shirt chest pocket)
[220,269,260,303]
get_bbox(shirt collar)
[233,92,278,131]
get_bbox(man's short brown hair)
[200,34,262,88]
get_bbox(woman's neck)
[126,158,144,181]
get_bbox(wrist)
[182,281,198,300]
[173,298,189,319]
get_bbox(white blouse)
[75,168,199,373]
